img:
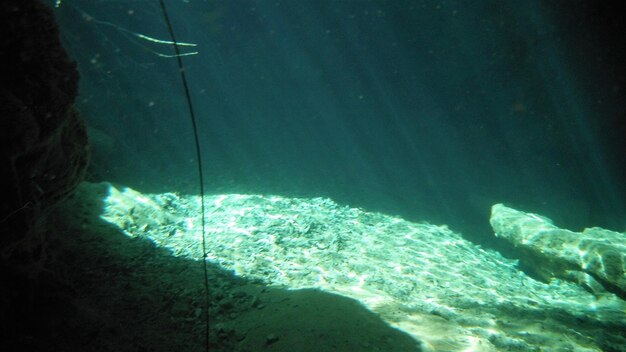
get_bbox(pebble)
[266,333,279,345]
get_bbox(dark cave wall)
[0,0,88,345]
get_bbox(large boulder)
[490,203,626,299]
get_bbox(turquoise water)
[55,0,625,240]
[48,1,625,351]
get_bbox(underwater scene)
[1,0,625,351]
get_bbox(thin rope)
[157,1,210,351]
[68,4,198,58]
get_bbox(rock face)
[0,0,88,343]
[490,203,626,299]
[0,0,87,256]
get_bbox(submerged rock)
[490,203,626,299]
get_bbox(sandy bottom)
[38,183,421,352]
[27,181,624,352]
